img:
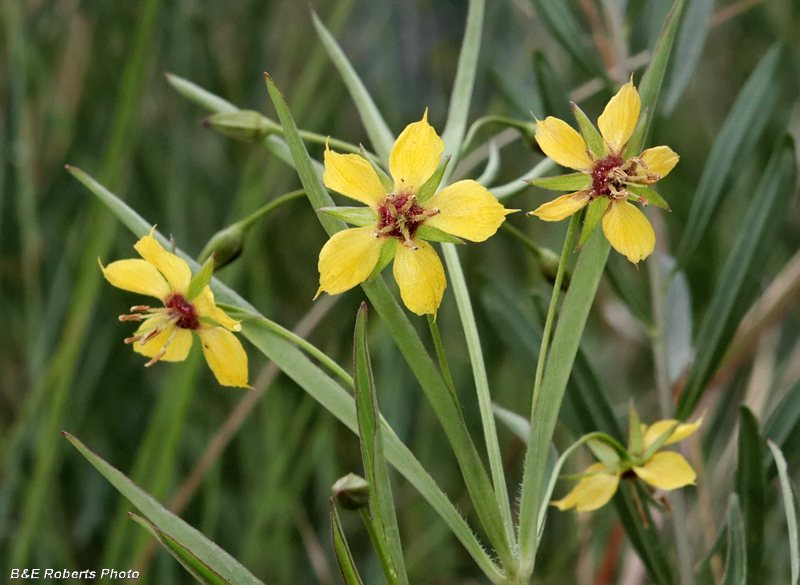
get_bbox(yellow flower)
[530,80,679,263]
[318,111,515,316]
[552,416,702,513]
[100,229,249,388]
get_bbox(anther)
[130,305,151,313]
[119,314,145,322]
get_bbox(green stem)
[237,189,306,232]
[360,508,402,585]
[296,129,364,155]
[647,212,693,585]
[461,115,534,157]
[531,213,580,412]
[427,315,459,407]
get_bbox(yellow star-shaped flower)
[530,80,679,263]
[100,228,249,387]
[553,416,702,513]
[317,112,515,316]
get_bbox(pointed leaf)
[187,255,215,301]
[318,206,378,227]
[722,494,747,585]
[416,225,464,245]
[579,197,608,247]
[63,433,264,585]
[361,146,394,194]
[677,136,797,419]
[528,173,591,191]
[767,440,800,585]
[416,156,451,203]
[735,406,765,585]
[331,503,365,585]
[571,103,603,157]
[367,239,397,281]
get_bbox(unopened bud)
[198,224,246,270]
[202,111,279,142]
[331,473,370,510]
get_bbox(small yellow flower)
[317,111,515,316]
[530,80,679,263]
[100,229,249,388]
[553,416,702,513]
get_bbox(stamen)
[145,328,178,367]
[119,314,145,322]
[130,305,151,313]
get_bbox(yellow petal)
[323,147,387,208]
[393,240,446,316]
[639,146,680,180]
[133,324,193,362]
[134,229,192,295]
[642,418,702,451]
[551,463,620,512]
[531,191,590,222]
[598,80,641,154]
[318,226,383,295]
[534,117,593,171]
[634,452,696,491]
[100,258,171,300]
[389,111,444,195]
[198,327,250,388]
[424,180,514,242]
[602,200,655,263]
[194,286,241,331]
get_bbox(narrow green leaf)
[417,156,451,203]
[492,403,530,442]
[311,9,394,164]
[735,406,765,585]
[579,197,608,247]
[527,2,608,79]
[165,72,238,114]
[532,51,573,122]
[623,111,649,160]
[202,110,279,142]
[331,503,365,585]
[663,0,715,114]
[63,433,264,585]
[518,228,611,574]
[677,136,797,419]
[318,206,378,227]
[186,255,215,301]
[416,225,464,245]
[264,74,342,236]
[676,44,785,264]
[129,514,231,585]
[587,438,621,468]
[528,172,591,191]
[441,0,484,157]
[767,440,800,585]
[765,381,800,482]
[626,184,670,210]
[722,494,747,585]
[361,146,394,194]
[368,239,397,281]
[628,403,644,454]
[354,305,407,585]
[637,0,687,136]
[571,103,604,157]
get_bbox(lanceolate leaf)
[186,255,215,301]
[722,494,747,585]
[128,514,231,585]
[767,441,800,585]
[416,225,464,245]
[64,434,264,585]
[331,503,365,585]
[579,197,608,247]
[676,136,797,419]
[528,173,591,191]
[735,406,765,585]
[571,103,604,157]
[354,305,408,585]
[417,156,451,203]
[317,206,378,227]
[676,44,785,265]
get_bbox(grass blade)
[676,135,797,419]
[354,304,408,585]
[722,494,747,585]
[331,503,365,585]
[310,9,394,164]
[767,440,800,585]
[735,406,765,585]
[64,433,264,585]
[675,44,785,265]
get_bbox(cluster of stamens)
[375,193,440,249]
[589,154,662,204]
[118,293,199,366]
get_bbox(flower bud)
[198,224,246,270]
[202,111,280,142]
[331,473,370,510]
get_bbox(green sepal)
[416,156,451,203]
[368,239,397,281]
[628,402,643,455]
[361,145,394,194]
[571,102,604,157]
[528,172,591,191]
[579,197,608,247]
[626,184,671,210]
[416,225,464,244]
[198,315,224,329]
[186,255,215,301]
[623,109,649,160]
[639,421,680,464]
[318,207,378,227]
[587,437,623,469]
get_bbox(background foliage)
[2,0,800,583]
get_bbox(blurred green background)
[2,0,800,583]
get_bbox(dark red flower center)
[590,154,626,198]
[375,192,438,247]
[165,294,200,330]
